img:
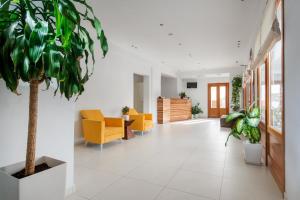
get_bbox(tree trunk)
[25,80,39,176]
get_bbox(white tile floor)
[66,119,283,200]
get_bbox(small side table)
[123,120,135,140]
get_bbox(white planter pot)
[243,141,262,165]
[123,115,129,121]
[0,156,66,200]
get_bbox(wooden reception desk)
[157,98,192,124]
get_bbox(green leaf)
[249,107,260,118]
[247,117,260,128]
[29,21,48,63]
[249,127,261,144]
[226,112,245,123]
[236,118,245,133]
[53,0,62,37]
[60,16,75,48]
[58,0,80,24]
[25,11,36,39]
[92,17,108,56]
[45,49,63,77]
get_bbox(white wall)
[181,67,243,117]
[0,83,75,195]
[161,75,178,98]
[284,1,300,199]
[74,42,179,143]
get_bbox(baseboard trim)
[283,192,288,200]
[74,138,84,145]
[65,184,76,197]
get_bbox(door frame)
[208,83,229,118]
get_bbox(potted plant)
[122,106,130,121]
[0,0,108,199]
[225,106,262,165]
[191,103,203,119]
[179,92,187,99]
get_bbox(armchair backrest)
[128,108,139,115]
[80,110,105,121]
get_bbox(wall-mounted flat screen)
[187,82,197,88]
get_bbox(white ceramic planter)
[123,115,129,121]
[243,141,263,165]
[0,156,66,200]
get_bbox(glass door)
[208,83,229,118]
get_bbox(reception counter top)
[157,98,192,124]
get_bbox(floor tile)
[74,165,122,199]
[220,176,283,200]
[156,188,211,200]
[91,177,163,200]
[65,194,87,200]
[126,162,179,186]
[167,170,222,200]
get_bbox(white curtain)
[250,0,281,70]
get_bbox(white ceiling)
[92,0,267,71]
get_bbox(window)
[211,86,217,108]
[268,1,283,132]
[220,86,226,108]
[269,41,282,132]
[246,81,251,107]
[260,63,266,123]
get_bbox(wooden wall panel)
[157,98,170,124]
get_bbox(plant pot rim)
[0,156,66,180]
[243,140,262,145]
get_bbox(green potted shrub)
[179,92,187,99]
[122,106,130,121]
[225,105,262,165]
[0,0,108,199]
[191,103,203,119]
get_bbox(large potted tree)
[225,106,262,165]
[0,0,108,199]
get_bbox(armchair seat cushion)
[105,127,124,136]
[144,120,153,130]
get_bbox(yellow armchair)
[80,109,124,151]
[128,108,153,134]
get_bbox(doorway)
[208,83,229,118]
[133,74,144,112]
[133,74,150,113]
